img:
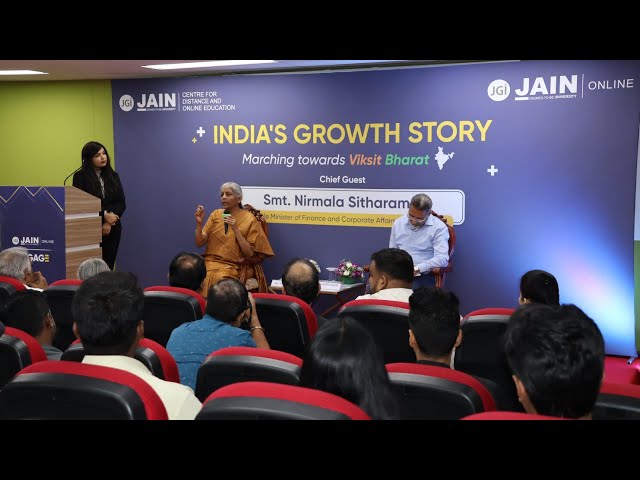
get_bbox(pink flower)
[336,259,364,278]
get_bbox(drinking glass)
[325,267,337,281]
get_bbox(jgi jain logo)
[119,93,177,112]
[12,236,40,246]
[488,75,578,102]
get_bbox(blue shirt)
[389,213,449,274]
[166,314,256,390]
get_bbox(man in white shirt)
[389,193,449,289]
[71,270,202,420]
[356,248,414,303]
[0,247,48,291]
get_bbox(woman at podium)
[72,141,126,270]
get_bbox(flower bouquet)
[307,259,321,273]
[336,259,364,284]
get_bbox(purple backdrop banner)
[0,186,66,282]
[112,60,640,356]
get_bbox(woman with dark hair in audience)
[518,269,560,305]
[299,316,398,419]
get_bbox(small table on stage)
[270,280,366,317]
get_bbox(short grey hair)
[410,193,433,212]
[220,182,243,199]
[77,257,110,280]
[0,247,32,280]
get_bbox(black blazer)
[72,169,126,219]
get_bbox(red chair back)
[0,360,168,419]
[593,381,640,420]
[0,275,26,310]
[196,381,371,420]
[50,279,82,286]
[142,287,204,346]
[463,307,515,319]
[603,355,640,385]
[144,286,206,315]
[387,362,496,419]
[252,293,318,357]
[195,346,302,401]
[454,308,515,404]
[0,326,47,388]
[61,338,180,383]
[44,283,82,351]
[338,299,412,363]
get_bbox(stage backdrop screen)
[112,60,640,356]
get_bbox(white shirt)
[356,288,414,303]
[83,355,202,420]
[389,213,449,274]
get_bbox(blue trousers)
[412,273,436,290]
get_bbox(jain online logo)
[119,93,177,112]
[488,75,579,102]
[13,236,40,246]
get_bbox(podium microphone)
[63,166,82,186]
[223,209,230,234]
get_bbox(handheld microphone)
[223,209,230,234]
[63,166,82,186]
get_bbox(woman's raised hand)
[195,205,205,224]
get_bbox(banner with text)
[112,60,640,355]
[244,187,463,227]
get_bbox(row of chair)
[0,326,180,388]
[3,328,639,419]
[2,278,318,356]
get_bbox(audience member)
[389,193,449,289]
[168,251,207,294]
[71,271,201,419]
[281,257,326,326]
[5,290,62,360]
[408,287,515,410]
[357,248,414,302]
[518,269,560,305]
[166,278,269,390]
[77,257,110,280]
[0,247,48,290]
[503,303,605,419]
[299,316,398,419]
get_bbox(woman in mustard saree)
[194,182,274,295]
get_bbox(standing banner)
[0,186,66,282]
[112,60,640,355]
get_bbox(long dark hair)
[299,316,398,419]
[79,141,118,196]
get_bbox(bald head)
[282,258,320,305]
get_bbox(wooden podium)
[64,186,102,279]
